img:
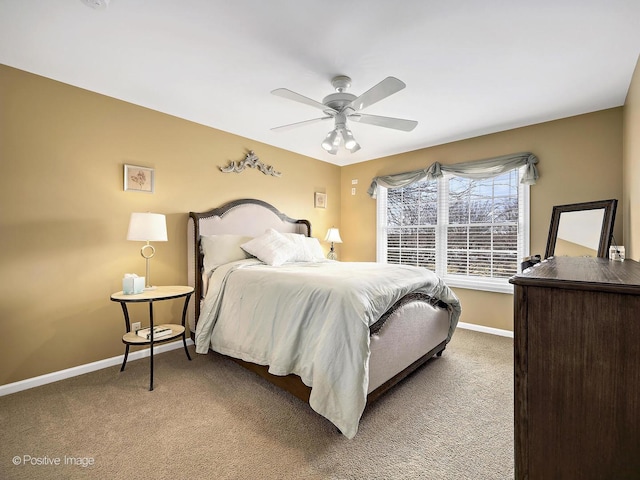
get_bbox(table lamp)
[127,212,168,290]
[324,227,343,260]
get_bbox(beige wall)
[0,65,341,385]
[0,63,627,386]
[623,56,640,258]
[341,109,623,331]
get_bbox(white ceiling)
[1,1,639,166]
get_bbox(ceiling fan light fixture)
[326,144,339,155]
[321,125,359,155]
[321,129,340,152]
[342,128,357,150]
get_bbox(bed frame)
[187,198,451,407]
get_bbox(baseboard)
[457,321,513,338]
[0,339,194,397]
[1,323,510,397]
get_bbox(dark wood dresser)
[510,256,640,480]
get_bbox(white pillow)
[282,233,312,262]
[304,237,326,261]
[241,229,294,266]
[283,233,325,262]
[200,234,253,273]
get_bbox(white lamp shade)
[324,228,343,244]
[127,213,168,242]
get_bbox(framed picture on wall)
[124,164,154,193]
[314,192,327,208]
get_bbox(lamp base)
[327,251,338,261]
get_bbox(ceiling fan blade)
[271,116,332,132]
[347,77,406,112]
[350,113,418,132]
[271,88,331,112]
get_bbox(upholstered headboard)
[187,199,311,330]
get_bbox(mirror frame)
[544,199,618,259]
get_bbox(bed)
[187,198,461,438]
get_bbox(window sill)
[443,276,514,294]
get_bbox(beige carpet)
[0,328,514,480]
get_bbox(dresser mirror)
[544,199,617,259]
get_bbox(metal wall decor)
[219,151,281,177]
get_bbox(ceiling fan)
[271,75,418,154]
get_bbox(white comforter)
[195,259,461,439]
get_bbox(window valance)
[367,152,539,198]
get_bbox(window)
[377,167,529,293]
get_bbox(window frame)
[377,166,530,294]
